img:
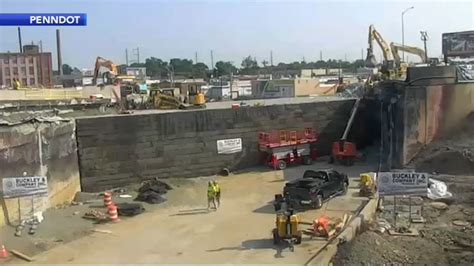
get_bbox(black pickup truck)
[276,169,349,210]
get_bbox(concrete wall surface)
[403,82,474,164]
[76,99,358,192]
[0,119,80,226]
[0,86,113,101]
[381,66,474,168]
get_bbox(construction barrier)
[107,204,119,222]
[103,192,112,207]
[0,245,8,258]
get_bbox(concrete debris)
[429,202,448,210]
[11,249,34,262]
[82,210,108,221]
[452,220,471,227]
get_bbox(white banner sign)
[217,138,242,154]
[377,172,428,196]
[2,176,48,198]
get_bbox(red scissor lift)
[258,128,318,170]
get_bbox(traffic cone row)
[0,245,8,258]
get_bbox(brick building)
[0,44,53,88]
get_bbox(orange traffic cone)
[0,245,8,258]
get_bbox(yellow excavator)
[93,56,118,85]
[390,42,428,77]
[365,24,396,79]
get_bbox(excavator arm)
[365,24,392,67]
[390,42,427,64]
[93,56,118,85]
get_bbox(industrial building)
[251,78,335,98]
[0,44,53,88]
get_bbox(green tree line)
[119,56,367,79]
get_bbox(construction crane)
[365,24,393,68]
[93,56,118,85]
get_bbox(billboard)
[442,30,474,57]
[377,172,429,196]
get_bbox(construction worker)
[207,181,216,210]
[12,78,19,90]
[213,180,221,208]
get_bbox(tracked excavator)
[93,56,119,85]
[390,42,428,77]
[365,24,396,78]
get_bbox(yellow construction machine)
[359,172,376,198]
[187,83,206,108]
[273,197,302,252]
[390,42,428,77]
[148,87,185,110]
[93,56,118,85]
[365,24,396,78]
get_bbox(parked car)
[275,169,349,210]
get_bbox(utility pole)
[125,49,129,66]
[137,47,140,64]
[401,6,415,62]
[320,50,323,61]
[195,51,198,63]
[361,48,364,61]
[270,50,273,66]
[39,40,43,52]
[210,50,214,73]
[420,31,429,61]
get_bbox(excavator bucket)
[365,48,377,68]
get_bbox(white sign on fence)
[2,176,48,198]
[217,138,242,154]
[377,172,429,196]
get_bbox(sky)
[0,0,473,69]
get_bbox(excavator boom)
[365,25,392,67]
[390,42,427,64]
[93,56,118,85]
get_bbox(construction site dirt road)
[4,160,375,264]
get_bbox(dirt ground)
[2,159,376,264]
[333,175,474,265]
[412,112,474,175]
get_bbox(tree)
[241,55,258,69]
[62,64,73,75]
[144,57,168,78]
[191,62,209,78]
[261,60,269,68]
[215,61,237,77]
[169,58,193,74]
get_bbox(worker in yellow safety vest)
[207,181,216,210]
[213,180,221,208]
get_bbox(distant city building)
[126,67,146,79]
[0,44,53,88]
[252,78,335,98]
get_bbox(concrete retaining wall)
[76,99,359,192]
[0,119,80,226]
[380,66,474,168]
